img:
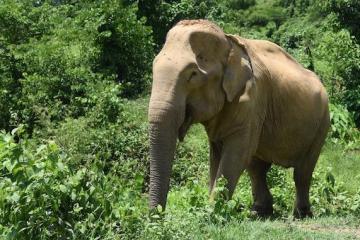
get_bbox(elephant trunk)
[148,103,183,209]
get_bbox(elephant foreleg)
[214,131,252,199]
[209,141,222,199]
[247,157,273,217]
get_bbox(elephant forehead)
[164,27,193,48]
[176,19,223,32]
[173,19,225,39]
[153,48,195,70]
[166,21,226,46]
[162,27,228,63]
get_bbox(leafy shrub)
[328,103,360,146]
[247,6,286,27]
[52,102,149,186]
[315,0,360,39]
[0,1,53,44]
[0,1,54,131]
[314,29,360,126]
[226,0,256,10]
[1,117,360,239]
[272,16,316,65]
[0,1,154,133]
[1,0,360,238]
[312,167,360,216]
[137,0,224,48]
[96,2,154,97]
[0,129,148,239]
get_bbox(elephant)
[148,19,330,218]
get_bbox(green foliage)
[329,103,359,146]
[0,129,147,239]
[272,16,316,67]
[314,29,360,125]
[172,125,208,186]
[96,2,154,97]
[0,0,154,132]
[51,97,150,191]
[312,167,360,216]
[1,0,360,238]
[1,101,360,239]
[138,0,224,48]
[315,0,360,39]
[227,0,256,10]
[246,5,286,27]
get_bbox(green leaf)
[59,184,67,193]
[9,192,20,203]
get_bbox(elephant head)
[148,20,254,209]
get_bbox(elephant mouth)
[178,106,193,141]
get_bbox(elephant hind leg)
[294,114,329,218]
[293,158,317,218]
[247,157,273,217]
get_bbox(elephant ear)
[223,34,254,102]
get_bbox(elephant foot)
[250,204,273,218]
[293,206,313,219]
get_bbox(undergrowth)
[1,100,359,239]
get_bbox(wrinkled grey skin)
[148,20,330,218]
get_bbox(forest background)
[1,0,360,239]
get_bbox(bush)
[137,0,224,48]
[315,0,360,39]
[247,6,286,27]
[52,97,149,183]
[0,1,54,131]
[0,1,154,133]
[314,29,360,126]
[1,113,360,239]
[0,126,150,239]
[226,0,256,10]
[1,0,360,238]
[96,3,154,97]
[328,103,360,146]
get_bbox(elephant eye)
[188,71,198,81]
[197,54,205,62]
